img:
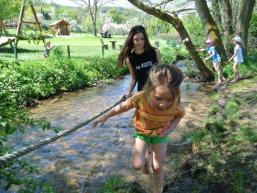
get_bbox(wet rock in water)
[217,98,226,106]
[26,98,40,107]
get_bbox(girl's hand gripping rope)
[92,98,134,128]
[92,114,109,128]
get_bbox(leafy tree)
[107,8,126,24]
[250,12,257,37]
[144,16,171,36]
[0,0,20,35]
[235,0,256,54]
[0,0,20,21]
[127,0,214,81]
[33,0,44,6]
[72,0,115,36]
[210,0,256,54]
[127,0,255,68]
[194,0,227,60]
[183,14,205,46]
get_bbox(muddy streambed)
[6,74,206,193]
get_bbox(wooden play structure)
[0,0,46,61]
[14,0,45,46]
[50,19,70,35]
[0,36,16,47]
[0,0,45,48]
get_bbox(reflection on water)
[7,74,201,193]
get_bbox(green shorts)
[133,132,170,145]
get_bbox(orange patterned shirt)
[131,91,185,137]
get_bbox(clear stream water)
[6,73,201,193]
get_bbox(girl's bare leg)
[142,149,150,174]
[132,138,148,171]
[152,143,167,193]
[233,63,239,80]
[214,63,223,83]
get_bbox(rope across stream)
[0,98,192,167]
[0,100,123,167]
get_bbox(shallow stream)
[7,72,202,193]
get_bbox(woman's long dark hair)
[117,25,154,66]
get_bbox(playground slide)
[0,36,15,47]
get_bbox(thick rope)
[0,99,122,167]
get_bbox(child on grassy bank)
[93,64,185,193]
[197,38,225,84]
[43,41,53,58]
[228,36,244,82]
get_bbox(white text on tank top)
[135,61,153,70]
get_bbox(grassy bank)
[0,33,184,61]
[95,62,257,193]
[162,72,257,193]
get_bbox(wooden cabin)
[50,19,70,35]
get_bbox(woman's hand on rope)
[120,93,132,101]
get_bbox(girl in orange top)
[93,64,184,193]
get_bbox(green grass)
[0,32,182,61]
[97,175,127,193]
[178,76,257,193]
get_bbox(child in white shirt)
[228,36,244,82]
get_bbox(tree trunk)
[221,0,233,34]
[72,0,114,36]
[93,1,97,36]
[194,0,227,60]
[211,0,222,28]
[128,0,214,81]
[220,0,233,55]
[236,0,256,55]
[93,20,97,36]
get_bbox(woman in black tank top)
[117,25,161,99]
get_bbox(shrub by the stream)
[184,62,199,78]
[97,175,146,193]
[0,60,54,192]
[15,48,127,101]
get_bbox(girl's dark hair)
[144,64,184,105]
[117,25,154,66]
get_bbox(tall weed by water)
[97,175,128,193]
